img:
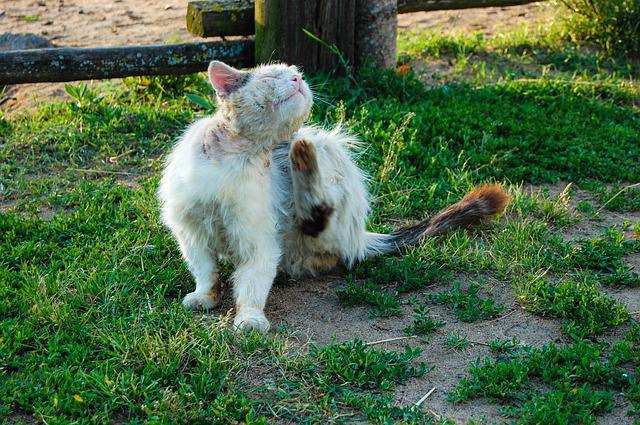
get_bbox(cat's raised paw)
[182,291,220,310]
[234,308,270,333]
[290,138,317,174]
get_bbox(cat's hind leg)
[290,138,334,237]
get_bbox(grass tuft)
[430,282,504,322]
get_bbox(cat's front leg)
[172,226,221,310]
[226,204,281,333]
[231,254,278,332]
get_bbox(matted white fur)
[158,61,376,332]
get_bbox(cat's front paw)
[182,290,220,310]
[234,308,270,333]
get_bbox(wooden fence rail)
[397,0,540,13]
[0,40,253,85]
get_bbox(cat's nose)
[291,75,302,89]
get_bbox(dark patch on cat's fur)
[300,203,334,237]
[226,73,250,95]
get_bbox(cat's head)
[208,61,313,142]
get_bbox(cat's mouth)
[279,89,303,106]
[272,80,311,112]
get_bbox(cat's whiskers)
[311,93,334,107]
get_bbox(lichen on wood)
[0,40,255,84]
[186,0,254,37]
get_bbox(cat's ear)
[208,61,246,97]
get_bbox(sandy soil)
[0,0,552,114]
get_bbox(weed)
[583,181,640,212]
[489,338,521,355]
[515,275,628,338]
[430,282,504,322]
[350,252,445,293]
[452,340,637,423]
[21,15,39,22]
[551,228,640,287]
[262,340,428,422]
[444,330,472,351]
[558,0,640,56]
[186,91,217,113]
[306,340,426,390]
[336,277,402,317]
[404,305,445,336]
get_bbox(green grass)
[336,277,402,317]
[2,21,640,423]
[515,275,629,339]
[451,326,640,422]
[430,282,504,322]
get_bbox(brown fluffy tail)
[364,184,510,257]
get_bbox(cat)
[158,60,509,333]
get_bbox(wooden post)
[254,0,356,72]
[355,0,398,69]
[187,0,254,37]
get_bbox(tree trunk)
[355,0,398,69]
[255,0,357,73]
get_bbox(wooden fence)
[1,0,541,84]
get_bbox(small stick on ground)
[597,182,640,213]
[68,168,138,176]
[469,339,490,347]
[365,335,417,346]
[487,308,518,323]
[415,387,436,406]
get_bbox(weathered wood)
[355,0,397,69]
[187,0,254,37]
[397,0,541,13]
[189,0,544,39]
[0,40,254,84]
[254,0,284,65]
[255,0,356,72]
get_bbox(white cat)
[158,61,509,332]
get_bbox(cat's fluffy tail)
[364,184,510,257]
